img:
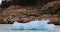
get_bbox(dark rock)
[12,0,53,6]
[40,1,60,13]
[0,0,12,8]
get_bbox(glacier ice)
[11,22,24,30]
[11,20,55,30]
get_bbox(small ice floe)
[11,20,55,30]
[11,22,24,30]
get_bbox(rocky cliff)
[0,0,60,24]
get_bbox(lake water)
[0,24,60,32]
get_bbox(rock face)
[12,0,53,6]
[40,1,60,13]
[0,5,40,24]
[0,5,59,24]
[0,0,60,24]
[0,0,12,8]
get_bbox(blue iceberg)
[11,20,55,30]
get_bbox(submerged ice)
[11,20,55,30]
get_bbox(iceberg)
[11,20,55,30]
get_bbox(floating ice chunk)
[11,22,24,30]
[46,24,55,30]
[23,21,39,30]
[11,20,55,30]
[23,23,34,30]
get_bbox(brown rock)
[21,18,31,23]
[0,0,60,24]
[40,1,60,13]
[0,5,40,23]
